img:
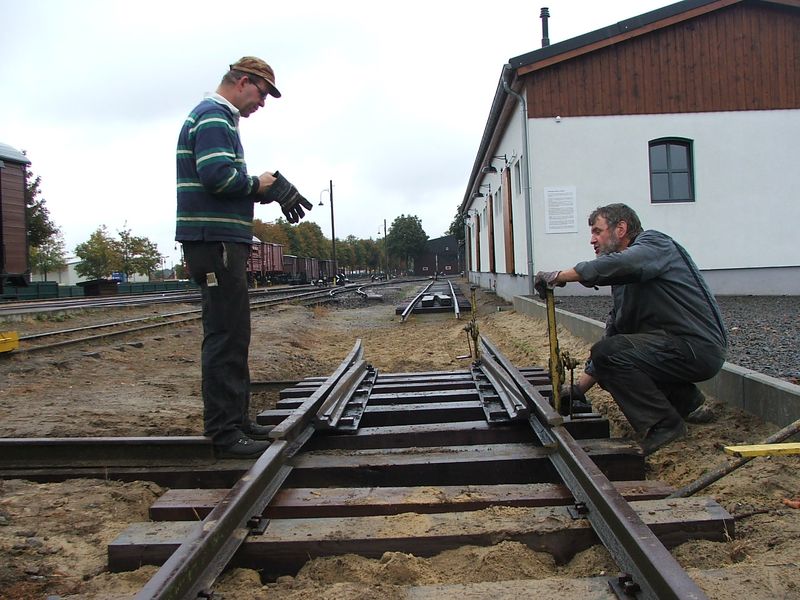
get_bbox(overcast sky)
[2,0,673,268]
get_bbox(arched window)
[649,138,694,203]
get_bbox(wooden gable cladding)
[521,2,800,118]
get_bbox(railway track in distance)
[1,337,733,598]
[2,281,404,356]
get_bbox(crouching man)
[535,203,727,455]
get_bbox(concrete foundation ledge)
[513,295,800,428]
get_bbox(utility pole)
[383,218,388,276]
[330,179,337,278]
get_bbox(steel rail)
[447,279,461,319]
[479,336,710,600]
[400,280,436,322]
[11,287,361,355]
[135,340,365,600]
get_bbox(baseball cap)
[230,56,281,98]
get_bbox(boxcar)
[0,142,30,294]
[247,239,284,286]
[282,254,300,284]
[319,259,335,283]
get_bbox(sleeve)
[191,108,258,197]
[574,232,675,287]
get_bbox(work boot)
[242,421,273,441]
[640,415,687,456]
[670,385,705,419]
[686,403,715,424]
[215,436,270,459]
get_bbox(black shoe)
[641,417,687,456]
[672,386,705,419]
[686,403,715,424]
[215,436,270,459]
[242,422,273,441]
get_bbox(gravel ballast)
[551,295,800,385]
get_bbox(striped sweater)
[175,98,259,243]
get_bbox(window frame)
[648,138,695,204]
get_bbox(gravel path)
[552,295,800,385]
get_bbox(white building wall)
[528,109,800,293]
[467,110,530,279]
[470,108,799,299]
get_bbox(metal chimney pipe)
[540,7,550,47]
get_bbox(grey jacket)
[574,230,727,351]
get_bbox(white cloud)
[1,0,673,266]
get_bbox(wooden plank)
[371,381,476,394]
[285,440,643,487]
[306,420,534,450]
[110,498,733,573]
[724,442,800,457]
[358,400,485,427]
[0,463,250,488]
[259,399,485,427]
[0,436,214,468]
[149,480,675,520]
[305,418,608,451]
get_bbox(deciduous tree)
[386,214,428,272]
[74,226,117,280]
[23,159,58,249]
[30,230,67,281]
[114,226,162,279]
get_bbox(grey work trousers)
[589,332,725,433]
[182,241,251,448]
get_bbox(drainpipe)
[502,64,535,296]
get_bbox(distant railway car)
[279,255,320,284]
[0,143,30,294]
[298,257,319,284]
[247,238,284,286]
[319,259,335,282]
[282,254,301,284]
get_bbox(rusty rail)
[134,340,365,600]
[479,335,711,600]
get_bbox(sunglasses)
[248,77,269,101]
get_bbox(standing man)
[176,57,312,458]
[534,203,727,455]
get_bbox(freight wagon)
[281,255,320,285]
[0,143,30,296]
[247,239,284,286]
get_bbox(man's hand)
[256,171,276,191]
[534,270,564,299]
[558,384,592,415]
[259,171,313,223]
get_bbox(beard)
[596,229,623,255]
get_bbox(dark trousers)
[589,333,725,432]
[183,241,251,447]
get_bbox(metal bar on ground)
[447,279,461,319]
[269,340,363,442]
[480,337,562,426]
[401,280,435,322]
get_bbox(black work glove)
[558,384,592,416]
[260,171,313,224]
[533,270,565,300]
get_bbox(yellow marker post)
[723,442,800,458]
[544,288,563,414]
[0,331,19,353]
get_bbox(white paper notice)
[544,187,577,233]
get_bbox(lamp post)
[318,180,337,282]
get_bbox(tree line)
[24,160,438,282]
